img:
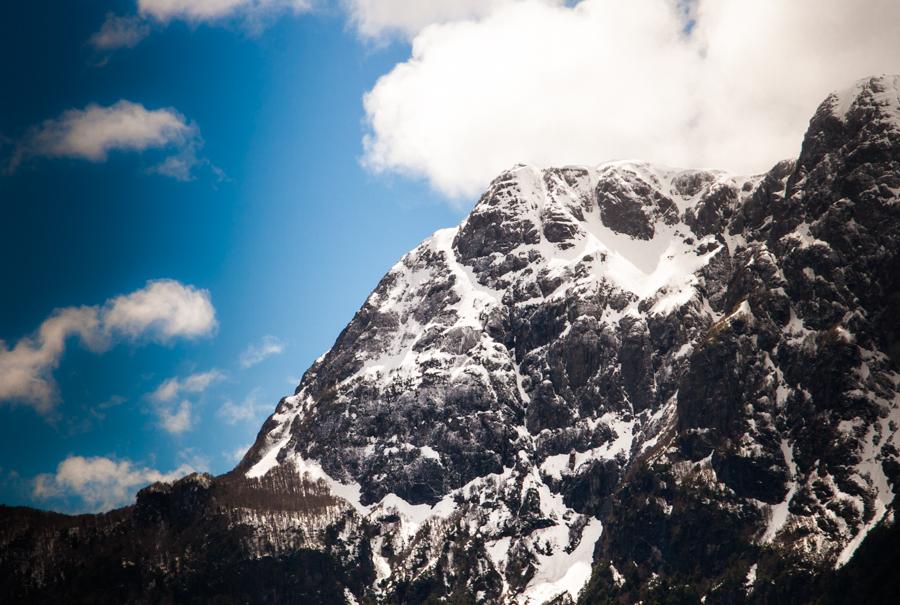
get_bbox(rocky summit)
[4,75,900,604]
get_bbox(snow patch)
[744,563,757,595]
[761,439,797,543]
[609,563,625,588]
[835,418,897,567]
[518,518,603,604]
[419,445,441,461]
[246,435,290,479]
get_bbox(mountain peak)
[825,74,900,124]
[236,75,900,601]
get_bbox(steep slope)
[237,159,755,603]
[3,75,900,605]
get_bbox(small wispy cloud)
[137,0,313,24]
[239,335,285,369]
[224,443,252,463]
[87,0,315,58]
[6,100,214,180]
[0,280,216,414]
[95,395,127,413]
[150,369,224,434]
[89,13,151,51]
[217,388,271,425]
[66,395,129,435]
[177,448,211,472]
[32,455,196,513]
[157,400,193,434]
[151,369,225,403]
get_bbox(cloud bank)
[33,455,196,512]
[9,100,207,179]
[0,280,217,413]
[362,0,900,198]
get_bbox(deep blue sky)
[0,1,461,511]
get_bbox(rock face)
[4,75,900,605]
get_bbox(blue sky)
[0,1,461,511]
[1,0,897,512]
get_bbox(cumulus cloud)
[89,13,151,50]
[239,335,285,368]
[218,388,270,424]
[8,100,209,179]
[0,280,216,413]
[138,0,312,23]
[362,0,900,199]
[105,280,217,340]
[32,455,196,512]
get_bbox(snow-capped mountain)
[4,75,900,604]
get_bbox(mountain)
[3,74,900,604]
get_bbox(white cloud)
[239,335,285,368]
[150,149,204,181]
[88,1,312,52]
[138,0,312,23]
[89,13,151,50]
[8,100,208,179]
[158,400,194,433]
[218,388,270,424]
[0,280,217,413]
[0,308,102,413]
[344,0,540,40]
[152,379,181,403]
[32,455,196,512]
[104,279,218,340]
[362,0,900,199]
[150,369,223,434]
[151,369,224,402]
